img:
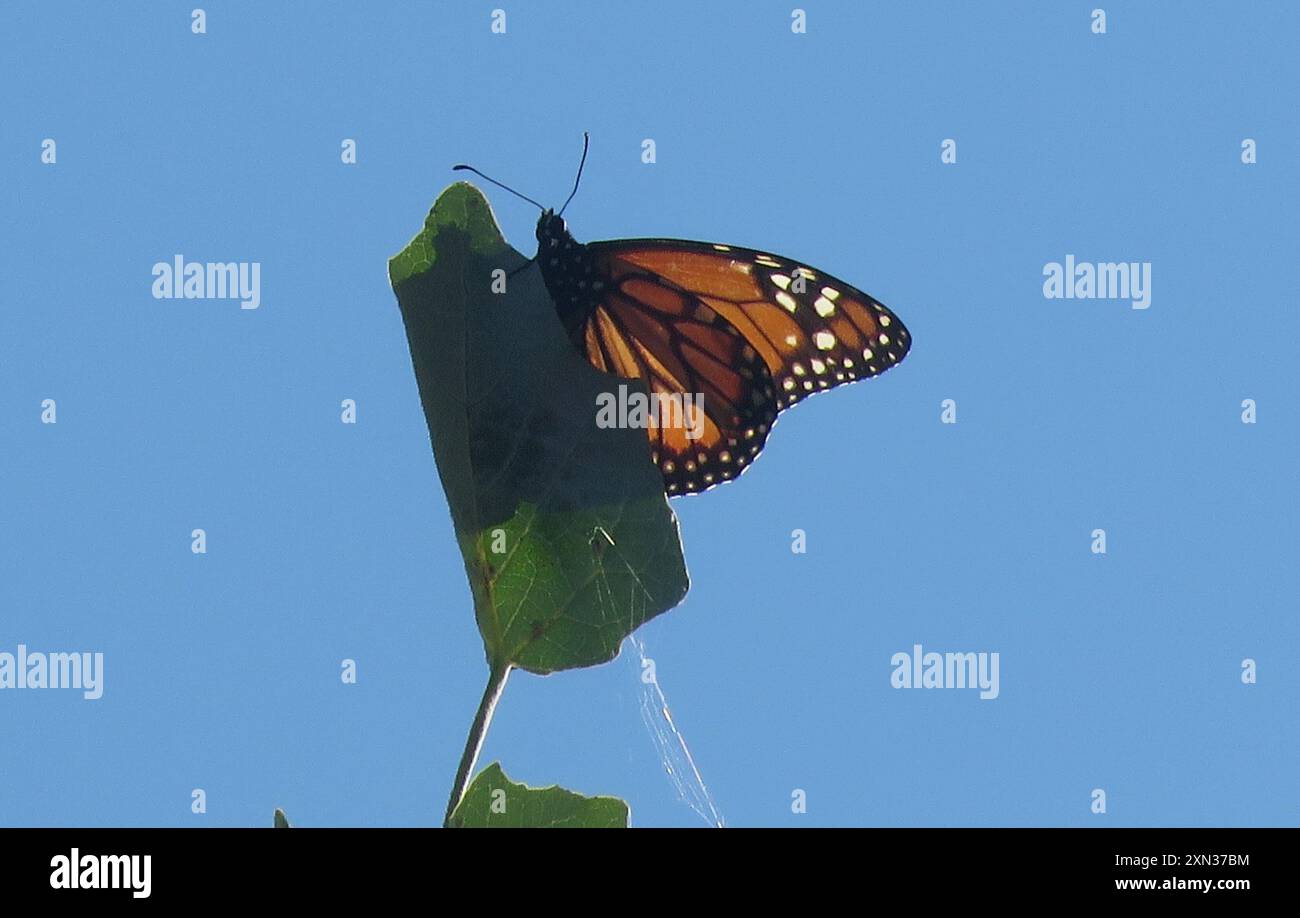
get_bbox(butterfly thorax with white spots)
[535,210,604,343]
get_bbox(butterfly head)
[536,209,571,247]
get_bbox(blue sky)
[1,1,1296,827]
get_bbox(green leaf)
[448,762,628,828]
[273,808,291,828]
[389,183,689,674]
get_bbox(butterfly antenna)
[557,132,589,218]
[450,164,546,211]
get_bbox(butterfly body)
[533,210,911,497]
[535,211,608,344]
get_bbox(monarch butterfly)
[456,136,911,496]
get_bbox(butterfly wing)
[583,239,911,494]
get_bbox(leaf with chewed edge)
[389,183,689,675]
[448,762,628,828]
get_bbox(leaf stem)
[444,661,511,826]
